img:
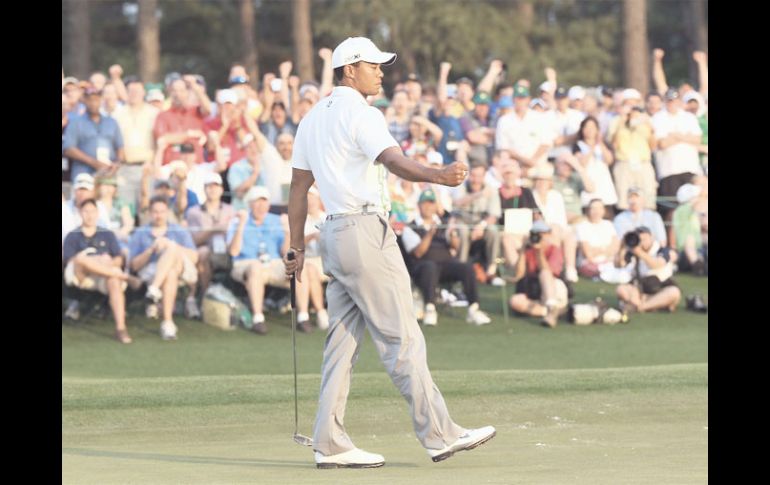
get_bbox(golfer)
[284,36,496,469]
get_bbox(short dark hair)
[149,195,170,208]
[333,62,360,82]
[124,77,143,88]
[78,198,97,210]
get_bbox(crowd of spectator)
[62,46,708,342]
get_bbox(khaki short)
[231,258,289,288]
[64,260,125,294]
[304,256,330,283]
[137,254,198,286]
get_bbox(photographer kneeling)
[616,226,681,313]
[508,220,569,328]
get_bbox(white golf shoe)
[426,426,496,462]
[315,448,385,469]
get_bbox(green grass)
[62,275,708,484]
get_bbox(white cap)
[203,171,223,186]
[538,81,553,93]
[529,163,554,180]
[146,89,165,102]
[529,98,547,109]
[74,173,95,190]
[244,185,270,203]
[216,89,238,105]
[426,151,444,165]
[331,37,397,69]
[676,183,702,204]
[568,86,586,101]
[621,88,642,101]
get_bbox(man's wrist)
[290,246,305,253]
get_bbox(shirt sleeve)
[290,121,311,171]
[128,230,144,261]
[106,230,122,256]
[177,227,196,250]
[62,232,78,263]
[401,226,422,254]
[113,120,124,149]
[62,118,79,151]
[225,219,238,245]
[354,106,400,163]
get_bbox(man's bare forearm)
[379,147,439,183]
[288,168,316,249]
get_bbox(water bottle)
[258,241,269,263]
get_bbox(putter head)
[293,433,314,447]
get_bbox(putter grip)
[288,251,296,310]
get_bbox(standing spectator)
[401,115,444,160]
[495,83,550,174]
[146,88,165,110]
[259,69,298,145]
[203,89,247,169]
[226,186,313,334]
[608,89,658,211]
[575,199,621,278]
[651,88,703,242]
[573,116,617,215]
[101,83,123,117]
[508,220,569,328]
[184,172,235,318]
[89,71,107,92]
[63,199,139,344]
[63,87,125,181]
[460,91,495,166]
[545,86,585,159]
[113,79,159,209]
[451,164,503,284]
[613,188,668,247]
[498,160,538,270]
[386,90,414,144]
[568,86,586,113]
[682,90,708,173]
[63,76,85,116]
[129,196,199,340]
[227,136,267,212]
[401,189,492,326]
[62,94,73,196]
[672,183,707,276]
[646,92,664,117]
[153,76,212,167]
[552,152,594,224]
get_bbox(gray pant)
[457,223,500,270]
[313,212,464,455]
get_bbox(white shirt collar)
[332,86,368,104]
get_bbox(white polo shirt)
[292,86,399,215]
[651,108,703,180]
[495,108,551,166]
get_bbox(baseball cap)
[531,220,552,233]
[568,86,586,100]
[74,173,95,191]
[621,88,642,101]
[63,76,79,87]
[331,37,396,69]
[146,89,165,102]
[497,95,514,108]
[682,90,702,104]
[456,76,474,88]
[203,172,223,186]
[529,164,554,180]
[636,225,652,235]
[229,75,249,86]
[664,87,680,101]
[529,98,547,110]
[538,81,554,93]
[554,86,568,99]
[216,89,238,105]
[472,91,492,105]
[627,187,643,196]
[418,189,437,203]
[154,179,171,190]
[244,185,270,203]
[676,183,702,204]
[513,84,530,98]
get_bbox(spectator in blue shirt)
[63,198,140,344]
[129,196,199,340]
[63,87,125,182]
[226,186,312,334]
[613,188,668,247]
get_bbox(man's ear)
[344,64,355,81]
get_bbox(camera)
[529,231,542,245]
[623,231,640,249]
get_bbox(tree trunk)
[690,0,707,54]
[292,0,314,82]
[240,0,259,89]
[517,0,535,32]
[67,0,91,79]
[622,0,649,95]
[137,0,160,83]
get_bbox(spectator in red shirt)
[204,89,247,168]
[153,76,213,166]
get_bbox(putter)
[288,252,314,447]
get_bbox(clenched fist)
[436,161,469,187]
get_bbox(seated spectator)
[575,199,621,278]
[552,152,594,224]
[451,164,503,285]
[460,91,495,166]
[184,172,235,318]
[63,173,99,232]
[226,186,315,334]
[498,160,537,270]
[63,199,141,343]
[129,196,199,340]
[302,187,330,330]
[400,189,491,326]
[615,226,681,314]
[672,183,707,276]
[607,89,657,211]
[63,87,125,182]
[613,188,667,247]
[95,174,134,248]
[138,153,199,226]
[508,220,569,328]
[484,149,514,190]
[572,116,617,216]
